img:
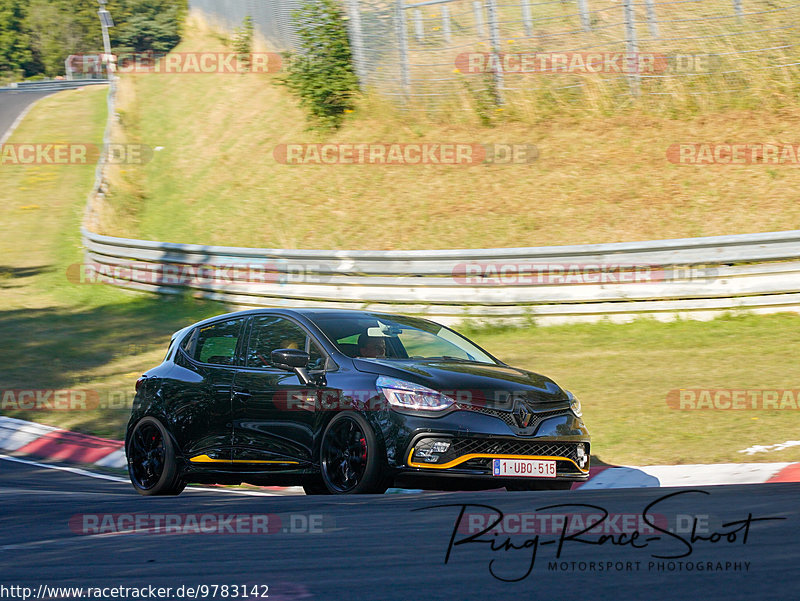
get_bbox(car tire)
[319,412,389,494]
[127,416,186,496]
[505,480,574,491]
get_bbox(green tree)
[1,0,187,80]
[281,0,359,129]
[0,0,36,79]
[24,0,101,77]
[115,0,187,53]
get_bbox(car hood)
[352,358,568,407]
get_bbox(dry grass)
[99,24,800,250]
[0,86,225,438]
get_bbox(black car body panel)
[126,308,591,493]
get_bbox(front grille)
[448,438,582,464]
[455,404,517,428]
[454,404,569,431]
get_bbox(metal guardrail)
[80,227,800,325]
[0,79,109,93]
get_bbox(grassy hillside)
[98,23,800,250]
[0,86,226,437]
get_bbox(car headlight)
[376,376,454,412]
[566,390,582,417]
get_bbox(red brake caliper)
[360,437,367,461]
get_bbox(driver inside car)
[357,333,386,358]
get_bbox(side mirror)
[271,348,313,386]
[271,348,310,369]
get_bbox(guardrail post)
[577,0,591,32]
[733,0,743,19]
[623,0,640,95]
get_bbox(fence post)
[395,0,410,99]
[486,0,504,104]
[345,0,368,88]
[733,0,743,19]
[644,0,659,37]
[577,0,591,32]
[623,0,640,95]
[521,0,533,37]
[413,9,424,42]
[473,1,486,38]
[442,5,452,43]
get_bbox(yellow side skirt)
[189,454,299,465]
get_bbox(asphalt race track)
[0,457,797,601]
[0,91,56,142]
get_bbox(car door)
[168,317,246,462]
[231,315,329,467]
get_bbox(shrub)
[281,0,359,129]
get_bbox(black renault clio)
[126,308,590,495]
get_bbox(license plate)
[493,458,556,478]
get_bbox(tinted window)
[194,319,244,365]
[313,314,496,364]
[308,341,326,371]
[246,316,311,368]
[397,328,472,360]
[181,328,198,356]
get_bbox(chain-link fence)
[190,0,302,50]
[189,0,800,109]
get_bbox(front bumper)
[405,434,589,479]
[385,406,591,481]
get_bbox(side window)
[181,328,198,356]
[194,319,244,365]
[308,341,326,371]
[246,316,310,368]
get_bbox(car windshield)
[311,314,497,364]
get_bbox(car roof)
[174,307,417,335]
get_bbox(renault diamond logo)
[514,403,533,428]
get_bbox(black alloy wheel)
[128,417,185,496]
[319,412,388,494]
